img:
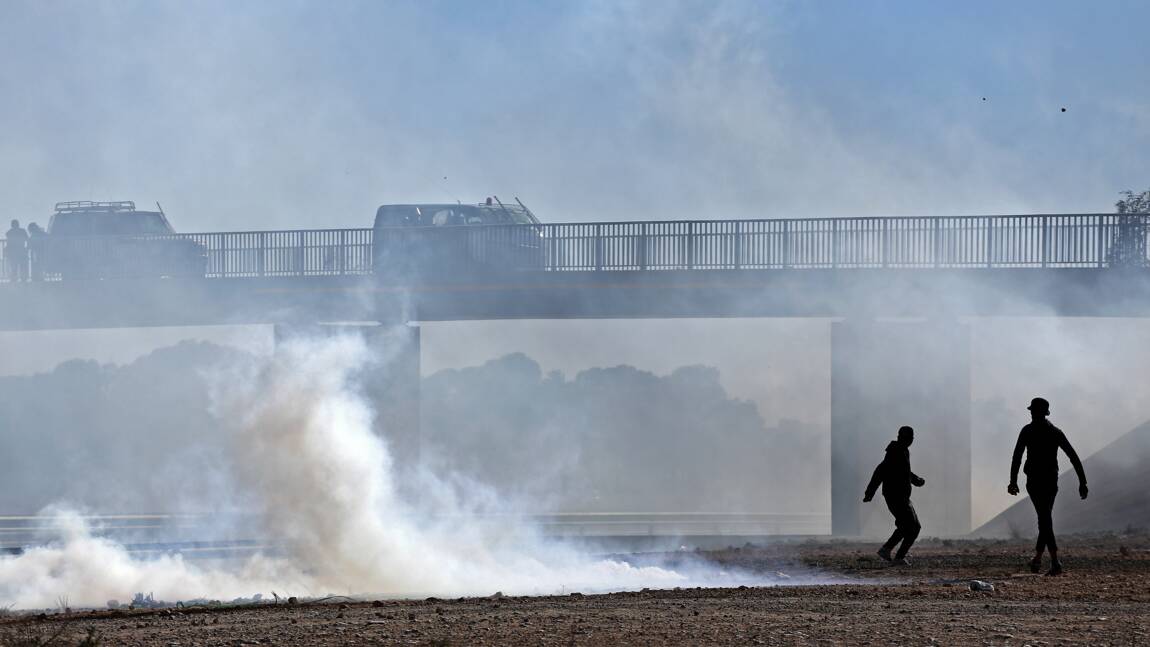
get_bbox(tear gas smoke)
[0,334,723,609]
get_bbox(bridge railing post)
[338,229,346,274]
[594,224,603,271]
[296,230,305,276]
[880,217,888,268]
[931,217,940,268]
[639,222,648,271]
[783,219,792,268]
[734,220,742,270]
[1041,215,1049,268]
[831,218,839,269]
[986,217,993,268]
[1099,214,1108,267]
[687,221,695,270]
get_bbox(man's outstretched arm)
[1008,430,1025,494]
[1058,432,1088,498]
[864,462,884,502]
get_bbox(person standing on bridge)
[864,425,925,566]
[4,219,29,282]
[26,222,45,281]
[1008,397,1087,576]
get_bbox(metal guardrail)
[1,214,1146,283]
[0,228,375,282]
[0,512,830,557]
[419,214,1150,272]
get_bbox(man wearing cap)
[864,425,925,566]
[1008,397,1088,576]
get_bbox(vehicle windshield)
[48,211,174,236]
[375,203,539,227]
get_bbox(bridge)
[2,213,1148,539]
[1,213,1149,329]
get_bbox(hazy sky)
[2,0,1149,429]
[0,1,1147,231]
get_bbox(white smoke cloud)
[0,334,702,609]
[0,509,307,610]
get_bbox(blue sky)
[0,0,1147,229]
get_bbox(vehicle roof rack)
[54,200,137,213]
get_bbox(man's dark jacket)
[1010,419,1086,487]
[865,441,921,500]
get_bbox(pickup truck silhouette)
[44,201,207,279]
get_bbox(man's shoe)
[1029,557,1042,574]
[1046,561,1064,576]
[892,557,911,566]
[877,548,893,563]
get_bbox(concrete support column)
[831,320,971,537]
[273,322,421,466]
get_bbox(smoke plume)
[0,334,695,609]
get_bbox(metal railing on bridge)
[0,228,374,282]
[1,214,1146,282]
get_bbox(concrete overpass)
[2,214,1150,329]
[2,213,1147,538]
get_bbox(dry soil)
[2,534,1149,646]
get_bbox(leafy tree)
[1109,189,1150,266]
[1116,189,1150,215]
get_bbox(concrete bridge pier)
[831,320,971,538]
[273,322,421,466]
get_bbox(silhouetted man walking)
[1008,397,1087,576]
[864,425,925,565]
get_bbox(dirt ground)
[3,533,1149,646]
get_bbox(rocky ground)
[2,533,1149,646]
